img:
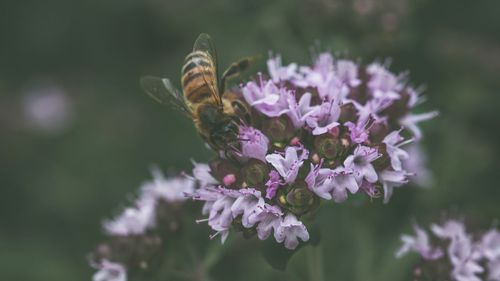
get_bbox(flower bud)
[277,181,320,216]
[339,103,357,123]
[241,159,269,186]
[369,122,389,143]
[209,158,239,183]
[314,134,340,159]
[262,115,295,144]
[372,143,391,171]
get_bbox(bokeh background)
[1,0,500,280]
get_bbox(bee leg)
[219,56,260,95]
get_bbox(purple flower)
[192,161,218,188]
[379,169,410,203]
[248,204,283,240]
[360,181,380,198]
[383,130,411,171]
[265,170,283,200]
[306,101,341,135]
[328,167,360,203]
[403,144,433,187]
[239,126,269,162]
[102,197,156,236]
[92,260,127,281]
[242,78,290,117]
[267,55,299,83]
[207,193,236,243]
[488,259,500,281]
[286,92,319,128]
[366,63,402,101]
[448,235,483,281]
[480,229,500,261]
[274,214,310,250]
[265,146,309,184]
[305,163,335,199]
[140,166,195,203]
[345,120,369,144]
[399,111,439,140]
[231,189,264,228]
[431,220,468,240]
[344,145,380,184]
[335,60,361,87]
[296,53,334,88]
[395,224,443,260]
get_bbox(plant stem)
[307,245,324,281]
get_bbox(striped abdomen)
[181,51,218,105]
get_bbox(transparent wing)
[140,76,192,117]
[192,33,222,105]
[193,33,218,73]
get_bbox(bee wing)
[192,33,223,106]
[140,76,192,117]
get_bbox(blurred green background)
[1,0,500,280]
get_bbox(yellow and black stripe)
[181,51,218,104]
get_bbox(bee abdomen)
[182,51,217,104]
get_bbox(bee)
[141,33,254,151]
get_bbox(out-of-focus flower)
[103,199,156,236]
[22,81,74,134]
[103,167,194,236]
[395,224,443,260]
[141,166,195,203]
[403,144,433,187]
[397,219,500,281]
[92,260,127,281]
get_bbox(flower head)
[187,51,436,249]
[397,219,500,281]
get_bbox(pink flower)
[92,260,127,281]
[267,54,300,83]
[344,145,380,184]
[366,63,402,101]
[265,170,283,200]
[286,92,319,128]
[192,161,218,188]
[248,204,283,240]
[379,169,410,203]
[395,224,443,260]
[140,167,195,203]
[305,101,341,135]
[231,189,264,228]
[239,126,269,162]
[102,198,156,236]
[399,111,439,140]
[345,120,369,144]
[335,60,361,87]
[274,214,310,250]
[242,78,290,117]
[265,146,309,184]
[383,130,411,171]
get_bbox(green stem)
[306,245,324,281]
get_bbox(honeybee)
[141,33,254,151]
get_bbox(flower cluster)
[396,220,500,281]
[188,52,437,249]
[90,167,195,281]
